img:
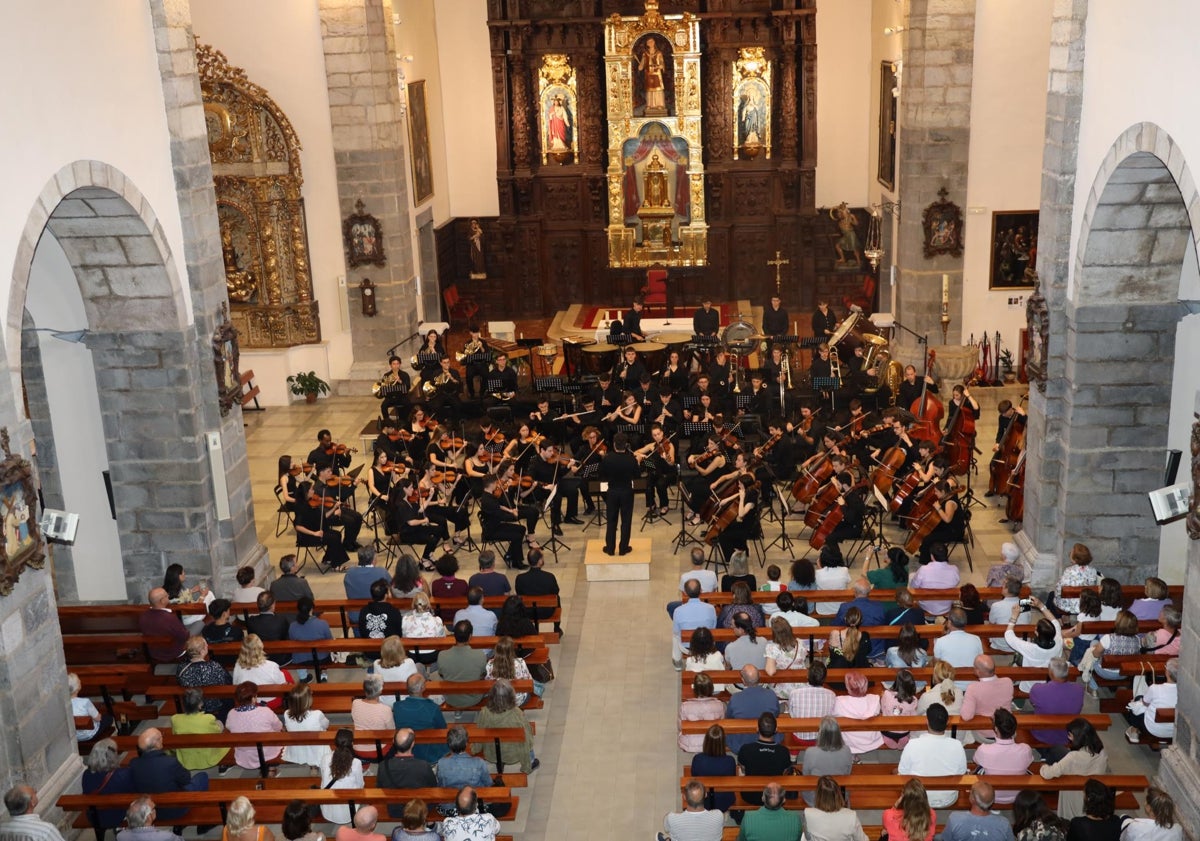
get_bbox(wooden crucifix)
[767,250,790,295]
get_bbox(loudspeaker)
[1165,449,1182,485]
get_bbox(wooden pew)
[678,713,1111,742]
[698,587,1027,607]
[1058,584,1182,606]
[680,622,1101,645]
[679,666,1079,699]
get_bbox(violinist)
[756,418,794,485]
[896,364,938,409]
[486,353,518,402]
[462,324,492,398]
[495,459,540,534]
[591,371,620,411]
[372,419,409,466]
[613,346,646,387]
[477,419,507,454]
[716,474,760,565]
[277,455,301,512]
[528,440,582,533]
[916,480,966,563]
[365,449,400,507]
[502,422,543,471]
[823,470,866,546]
[789,404,822,460]
[417,462,470,548]
[427,428,469,505]
[693,296,720,338]
[651,387,682,436]
[684,435,727,525]
[710,414,742,457]
[386,473,450,568]
[405,406,435,465]
[635,422,676,516]
[307,429,353,475]
[599,432,640,555]
[297,469,363,571]
[658,350,689,395]
[478,473,529,570]
[377,356,412,422]
[463,442,495,499]
[414,329,446,383]
[568,426,607,493]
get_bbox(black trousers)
[605,486,634,551]
[485,521,526,564]
[401,523,447,559]
[645,466,676,509]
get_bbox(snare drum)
[654,331,694,368]
[581,343,619,374]
[629,341,667,374]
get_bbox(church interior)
[2,0,1200,839]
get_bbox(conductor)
[599,432,640,556]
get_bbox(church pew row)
[697,587,1024,607]
[106,727,533,778]
[678,666,1079,699]
[679,774,1148,813]
[678,713,1112,744]
[680,622,1123,645]
[1058,584,1182,606]
[146,679,542,713]
[61,634,552,671]
[59,787,520,836]
[206,768,531,793]
[57,594,564,641]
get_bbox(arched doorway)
[10,163,242,601]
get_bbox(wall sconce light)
[360,278,377,317]
[884,26,908,35]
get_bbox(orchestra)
[281,301,1022,581]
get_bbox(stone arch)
[1053,123,1199,580]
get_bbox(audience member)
[960,654,1014,741]
[115,797,179,841]
[223,796,276,841]
[280,798,325,841]
[1119,786,1183,841]
[454,587,498,637]
[344,546,390,626]
[988,578,1029,653]
[897,704,967,808]
[232,567,267,604]
[880,669,920,749]
[0,785,66,841]
[657,779,725,841]
[471,680,538,774]
[933,608,984,681]
[352,675,396,755]
[468,551,511,597]
[725,613,768,671]
[1003,596,1063,691]
[773,592,819,628]
[139,588,189,664]
[803,776,868,841]
[514,549,560,629]
[672,578,718,669]
[974,709,1034,804]
[400,591,447,667]
[1066,781,1121,841]
[813,544,852,615]
[358,580,404,640]
[1040,718,1109,819]
[725,665,780,753]
[835,578,887,658]
[909,543,960,615]
[377,729,437,818]
[226,682,283,769]
[1029,659,1085,758]
[81,738,136,833]
[440,787,501,841]
[942,781,1015,841]
[831,670,882,754]
[886,623,929,675]
[886,588,927,627]
[270,555,315,607]
[232,634,290,709]
[788,661,836,745]
[288,597,333,682]
[170,687,227,771]
[390,799,438,841]
[200,599,244,666]
[828,606,871,669]
[1128,578,1172,622]
[1051,543,1102,616]
[737,781,802,841]
[437,620,488,709]
[917,659,964,727]
[374,636,419,703]
[683,627,727,681]
[719,582,767,629]
[436,725,493,789]
[246,593,291,667]
[882,779,936,841]
[281,683,330,769]
[763,616,806,697]
[801,717,853,806]
[128,728,209,822]
[334,805,385,841]
[391,674,447,764]
[985,542,1025,588]
[1144,606,1181,656]
[1125,658,1177,744]
[1012,791,1067,841]
[691,725,736,814]
[319,729,364,826]
[736,712,793,807]
[69,671,110,742]
[679,673,725,753]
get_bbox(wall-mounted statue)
[539,54,578,165]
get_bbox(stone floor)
[241,392,1161,841]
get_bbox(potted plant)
[287,371,330,404]
[999,349,1017,384]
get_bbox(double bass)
[941,393,977,476]
[909,350,944,444]
[988,396,1028,494]
[1004,451,1026,523]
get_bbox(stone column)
[894,0,976,351]
[1020,0,1089,589]
[1159,529,1200,837]
[319,0,418,379]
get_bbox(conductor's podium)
[583,537,652,581]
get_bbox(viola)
[307,495,337,509]
[325,475,354,487]
[388,429,415,442]
[482,427,507,447]
[421,416,439,431]
[288,462,314,477]
[689,449,720,467]
[407,486,433,504]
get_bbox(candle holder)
[941,313,951,344]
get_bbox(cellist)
[916,480,966,563]
[822,470,867,545]
[715,474,761,564]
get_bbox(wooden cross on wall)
[767,250,790,295]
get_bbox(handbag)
[529,659,555,683]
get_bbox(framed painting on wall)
[0,428,44,596]
[407,80,434,205]
[877,61,898,190]
[989,210,1039,289]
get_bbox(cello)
[869,445,908,497]
[1004,451,1026,523]
[808,479,867,550]
[903,482,962,553]
[791,450,835,505]
[941,391,976,477]
[704,479,759,545]
[988,396,1028,494]
[909,350,944,444]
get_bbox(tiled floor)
[242,393,1159,841]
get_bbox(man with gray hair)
[435,725,493,789]
[138,588,189,664]
[985,541,1025,588]
[1029,657,1084,758]
[941,781,1014,841]
[988,577,1029,652]
[269,554,314,605]
[737,780,802,840]
[128,728,209,821]
[333,805,385,841]
[393,673,447,763]
[657,779,723,841]
[377,728,436,818]
[468,550,511,597]
[671,578,717,669]
[439,787,500,841]
[667,548,718,617]
[834,577,887,658]
[115,797,180,841]
[0,785,65,841]
[344,545,389,626]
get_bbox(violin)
[430,469,458,484]
[689,449,720,467]
[288,462,314,477]
[420,416,439,432]
[482,427,507,447]
[754,431,783,459]
[407,486,433,504]
[387,429,415,442]
[323,443,359,456]
[307,494,337,509]
[324,475,354,487]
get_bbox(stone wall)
[319,0,419,377]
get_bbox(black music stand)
[731,394,753,413]
[679,394,700,410]
[680,420,712,440]
[533,376,564,394]
[581,478,607,532]
[762,485,797,560]
[615,423,645,440]
[812,376,842,411]
[671,475,704,554]
[798,337,825,349]
[415,351,441,368]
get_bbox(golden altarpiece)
[604,1,707,267]
[196,42,320,349]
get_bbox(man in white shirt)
[933,607,984,687]
[658,779,724,841]
[0,785,66,841]
[438,787,499,841]
[773,592,820,628]
[987,578,1029,653]
[897,704,967,808]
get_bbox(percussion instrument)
[581,342,619,374]
[561,336,595,377]
[534,343,559,377]
[629,341,666,374]
[827,311,880,353]
[721,319,760,355]
[653,331,695,368]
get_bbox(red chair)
[641,269,668,312]
[842,274,877,315]
[443,284,479,329]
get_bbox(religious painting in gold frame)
[604,0,707,268]
[0,428,45,597]
[408,80,434,205]
[539,54,578,166]
[732,48,771,160]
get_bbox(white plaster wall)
[0,1,190,355]
[26,235,125,601]
[395,0,450,225]
[816,0,872,208]
[189,0,351,400]
[960,0,1052,351]
[433,0,499,218]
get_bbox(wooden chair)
[842,273,878,314]
[443,283,480,329]
[641,268,668,309]
[273,485,293,537]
